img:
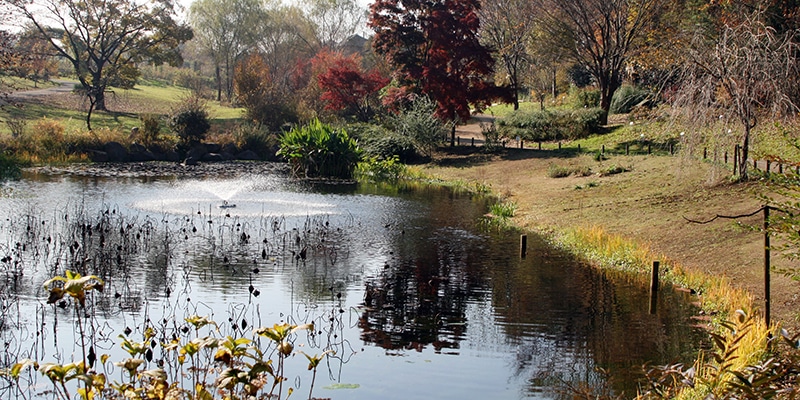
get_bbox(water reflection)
[0,168,705,399]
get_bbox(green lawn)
[0,78,245,135]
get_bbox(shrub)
[349,123,419,162]
[233,123,279,159]
[139,113,162,147]
[498,107,604,141]
[571,87,600,108]
[167,95,210,145]
[277,119,362,179]
[0,151,21,180]
[610,85,652,115]
[356,155,407,182]
[391,96,450,157]
[481,121,504,152]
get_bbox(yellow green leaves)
[300,350,333,371]
[43,270,104,307]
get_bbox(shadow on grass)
[432,145,583,168]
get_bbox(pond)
[0,162,705,399]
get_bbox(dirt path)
[6,79,75,103]
[426,128,800,330]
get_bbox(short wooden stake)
[625,143,629,155]
[558,142,561,150]
[602,144,605,154]
[520,139,524,149]
[649,261,660,314]
[703,147,707,159]
[648,144,651,154]
[724,151,728,164]
[577,144,581,152]
[538,142,541,150]
[471,137,475,147]
[520,234,527,259]
[457,136,460,146]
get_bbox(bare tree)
[537,0,662,124]
[676,11,799,180]
[303,0,365,50]
[189,0,266,102]
[479,0,535,110]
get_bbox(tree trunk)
[739,127,750,180]
[93,89,107,111]
[450,123,456,147]
[215,65,222,102]
[551,67,557,99]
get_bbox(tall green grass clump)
[610,85,653,115]
[277,119,362,179]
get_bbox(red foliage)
[309,49,390,121]
[369,0,508,131]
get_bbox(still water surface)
[0,164,705,399]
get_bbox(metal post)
[764,206,771,328]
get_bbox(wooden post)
[670,143,674,155]
[520,234,527,259]
[724,151,728,164]
[649,261,660,314]
[764,207,771,328]
[457,136,460,146]
[520,139,524,149]
[577,144,581,152]
[602,144,605,154]
[648,144,651,154]
[471,137,475,147]
[703,147,707,159]
[558,142,561,150]
[625,143,629,155]
[538,142,541,150]
[734,145,739,175]
[766,160,771,174]
[779,163,783,174]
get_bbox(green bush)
[0,151,22,180]
[356,155,407,182]
[571,87,600,108]
[498,107,604,141]
[610,85,652,114]
[234,123,278,159]
[391,96,449,158]
[167,96,210,145]
[348,123,419,162]
[277,119,362,179]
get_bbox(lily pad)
[323,383,360,390]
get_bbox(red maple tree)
[315,50,390,122]
[369,0,508,144]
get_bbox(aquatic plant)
[355,155,407,182]
[277,119,362,179]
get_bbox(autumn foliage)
[369,0,506,140]
[315,50,389,122]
